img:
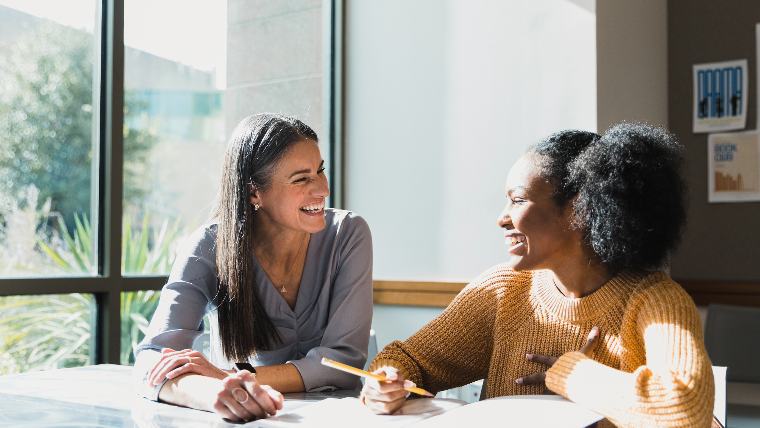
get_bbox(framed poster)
[693,59,748,133]
[708,130,760,203]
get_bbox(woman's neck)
[252,218,310,265]
[549,259,612,298]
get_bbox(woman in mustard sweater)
[361,123,715,427]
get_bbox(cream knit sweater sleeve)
[545,281,715,427]
[369,269,503,394]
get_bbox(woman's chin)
[506,257,531,271]
[302,219,327,234]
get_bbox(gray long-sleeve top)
[134,209,373,399]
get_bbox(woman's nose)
[314,175,330,197]
[497,211,510,228]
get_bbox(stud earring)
[253,203,260,211]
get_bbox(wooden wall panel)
[374,279,760,308]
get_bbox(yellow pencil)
[321,357,434,397]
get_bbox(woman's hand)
[148,347,229,387]
[211,370,284,422]
[359,367,416,415]
[516,326,600,387]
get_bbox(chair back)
[712,365,726,427]
[705,304,760,382]
[364,329,378,370]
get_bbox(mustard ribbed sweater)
[370,265,715,427]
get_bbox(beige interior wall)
[596,0,668,131]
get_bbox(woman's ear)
[249,184,262,209]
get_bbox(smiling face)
[251,139,329,234]
[496,154,579,271]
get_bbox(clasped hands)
[361,326,599,415]
[147,347,283,422]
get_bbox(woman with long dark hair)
[134,113,373,422]
[360,123,714,427]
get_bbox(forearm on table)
[546,352,714,427]
[255,363,305,393]
[158,373,221,411]
[157,364,304,410]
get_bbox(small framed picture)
[708,131,760,203]
[693,59,748,134]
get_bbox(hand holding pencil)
[321,357,433,415]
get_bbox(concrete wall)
[226,0,324,138]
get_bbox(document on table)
[413,395,603,428]
[252,395,603,427]
[252,397,465,427]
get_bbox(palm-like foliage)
[0,293,92,374]
[0,211,182,374]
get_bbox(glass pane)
[0,1,98,277]
[120,290,160,365]
[123,0,326,275]
[0,293,94,374]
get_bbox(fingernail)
[403,380,415,388]
[525,353,533,359]
[515,378,523,384]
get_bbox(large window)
[0,0,337,373]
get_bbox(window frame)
[0,0,343,365]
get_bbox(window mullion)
[94,0,124,365]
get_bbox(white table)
[0,364,358,427]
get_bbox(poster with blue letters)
[693,59,748,133]
[708,131,760,203]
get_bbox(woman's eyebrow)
[288,160,325,179]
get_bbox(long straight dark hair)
[214,113,318,361]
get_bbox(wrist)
[213,367,231,380]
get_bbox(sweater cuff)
[368,358,412,382]
[545,351,588,397]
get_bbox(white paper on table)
[251,397,466,428]
[413,395,602,428]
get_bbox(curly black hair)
[531,123,687,273]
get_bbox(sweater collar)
[530,269,648,322]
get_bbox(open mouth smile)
[505,233,526,253]
[300,202,325,215]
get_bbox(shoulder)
[324,209,370,236]
[321,209,372,251]
[457,263,532,304]
[628,271,694,306]
[175,222,218,259]
[168,222,219,283]
[625,271,700,324]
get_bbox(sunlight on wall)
[345,0,596,282]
